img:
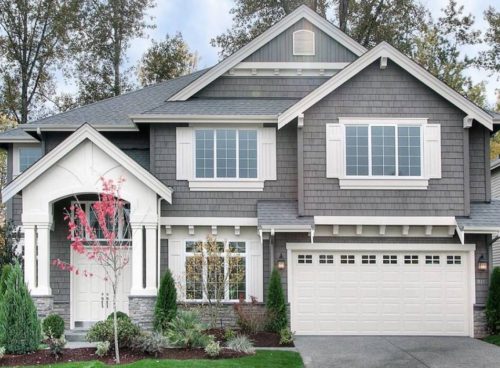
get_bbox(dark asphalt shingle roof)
[23,69,209,129]
[0,128,39,142]
[257,200,314,227]
[456,200,500,230]
[145,98,299,116]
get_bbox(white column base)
[129,288,157,297]
[31,286,52,296]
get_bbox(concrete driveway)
[295,336,500,368]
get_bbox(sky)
[60,0,498,107]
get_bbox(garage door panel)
[291,250,471,336]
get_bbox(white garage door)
[290,250,472,336]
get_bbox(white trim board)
[278,42,494,130]
[2,124,173,203]
[160,217,258,226]
[286,242,476,252]
[168,5,366,101]
[314,216,457,226]
[130,114,278,124]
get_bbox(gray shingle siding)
[243,18,357,63]
[301,60,470,216]
[469,124,488,202]
[154,123,298,217]
[492,168,500,199]
[195,77,328,99]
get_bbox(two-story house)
[1,5,499,337]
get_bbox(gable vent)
[293,30,315,56]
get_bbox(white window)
[425,255,440,264]
[340,255,355,264]
[447,255,462,265]
[13,144,42,176]
[293,29,315,56]
[404,255,419,264]
[383,255,398,264]
[319,254,334,264]
[298,254,313,264]
[326,118,441,189]
[71,201,131,241]
[185,240,247,301]
[361,255,376,264]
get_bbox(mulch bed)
[2,347,246,366]
[206,328,294,347]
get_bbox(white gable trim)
[130,114,278,124]
[277,42,494,130]
[168,5,366,101]
[2,124,173,203]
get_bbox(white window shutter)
[168,239,183,300]
[247,240,263,302]
[326,124,343,178]
[259,128,277,181]
[423,124,441,179]
[176,127,193,180]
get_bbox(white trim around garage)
[314,216,457,227]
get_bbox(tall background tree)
[0,0,80,124]
[137,32,198,86]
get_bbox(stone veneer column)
[129,296,156,330]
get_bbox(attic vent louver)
[293,30,315,56]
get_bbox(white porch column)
[23,224,36,292]
[34,223,52,296]
[144,224,157,295]
[130,224,144,295]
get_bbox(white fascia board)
[23,125,139,132]
[168,5,366,101]
[278,42,493,130]
[2,124,172,203]
[234,62,350,70]
[314,216,457,226]
[0,138,39,143]
[130,114,278,124]
[260,225,313,232]
[160,217,258,226]
[459,226,500,235]
[286,242,476,252]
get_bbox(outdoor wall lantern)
[478,255,488,272]
[277,253,286,270]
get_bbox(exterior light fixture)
[277,253,286,270]
[478,255,488,272]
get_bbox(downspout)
[157,197,163,285]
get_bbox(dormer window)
[293,30,315,56]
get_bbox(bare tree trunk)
[339,0,349,32]
[113,284,120,364]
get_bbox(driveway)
[295,336,500,368]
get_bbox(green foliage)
[226,335,255,354]
[266,268,288,333]
[138,32,198,86]
[47,336,66,358]
[279,327,295,345]
[154,269,178,332]
[0,221,21,268]
[165,310,211,349]
[0,264,12,297]
[204,340,221,358]
[106,311,130,322]
[486,267,500,333]
[132,332,168,357]
[42,314,65,339]
[86,318,140,348]
[95,341,110,357]
[224,328,236,341]
[0,262,41,354]
[475,7,500,77]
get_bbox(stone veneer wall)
[33,296,54,319]
[129,296,157,330]
[474,307,488,338]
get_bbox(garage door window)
[425,255,440,264]
[319,255,334,264]
[404,255,419,264]
[298,254,312,264]
[383,255,397,264]
[447,255,462,264]
[362,255,376,264]
[340,255,355,264]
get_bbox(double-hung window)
[14,145,43,176]
[195,129,257,179]
[345,124,422,178]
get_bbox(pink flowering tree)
[53,177,131,363]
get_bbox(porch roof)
[456,200,500,234]
[257,200,314,231]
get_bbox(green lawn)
[484,335,500,346]
[31,350,303,368]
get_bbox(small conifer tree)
[266,268,288,332]
[154,269,178,332]
[0,262,41,353]
[0,264,12,296]
[486,267,500,333]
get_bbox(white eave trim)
[168,5,366,101]
[22,125,139,132]
[286,242,476,252]
[2,124,173,203]
[130,114,278,124]
[314,216,457,227]
[227,62,349,77]
[278,42,493,130]
[161,217,258,227]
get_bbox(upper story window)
[345,124,422,178]
[195,129,258,179]
[293,29,315,56]
[13,145,43,176]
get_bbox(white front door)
[290,249,473,336]
[72,248,132,328]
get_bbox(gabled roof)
[278,42,495,130]
[2,124,172,203]
[21,69,208,131]
[0,128,39,143]
[492,157,500,171]
[168,5,366,102]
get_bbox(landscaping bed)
[206,328,294,347]
[1,347,246,366]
